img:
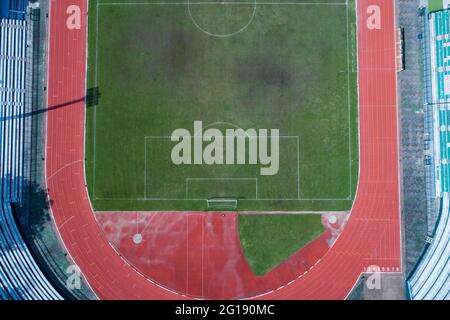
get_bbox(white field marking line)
[186,216,188,293]
[137,210,158,235]
[392,0,404,275]
[133,210,199,240]
[238,197,349,201]
[256,177,259,199]
[92,2,100,200]
[202,214,204,297]
[144,138,147,199]
[92,2,353,202]
[98,2,348,6]
[136,212,139,234]
[346,0,352,199]
[187,0,256,38]
[57,215,75,231]
[238,210,349,214]
[93,197,351,201]
[351,22,357,73]
[46,159,85,181]
[83,2,104,298]
[96,210,346,214]
[185,177,258,200]
[297,135,300,199]
[145,135,299,200]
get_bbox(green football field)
[238,214,325,275]
[85,0,358,212]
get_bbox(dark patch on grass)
[165,28,195,80]
[237,53,295,88]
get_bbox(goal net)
[206,198,238,211]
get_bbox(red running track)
[46,0,401,299]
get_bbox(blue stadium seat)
[407,9,450,301]
[0,16,62,300]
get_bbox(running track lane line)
[46,0,400,299]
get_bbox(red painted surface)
[46,0,401,299]
[96,212,336,299]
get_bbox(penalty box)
[144,135,300,200]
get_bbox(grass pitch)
[86,0,358,212]
[238,214,325,275]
